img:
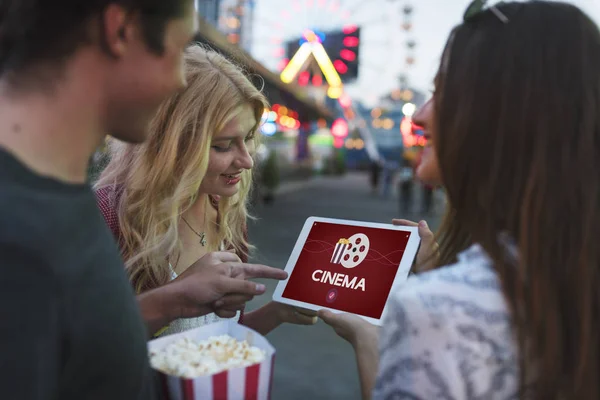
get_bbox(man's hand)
[138,252,287,334]
[170,252,288,319]
[392,219,438,273]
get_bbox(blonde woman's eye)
[212,145,232,153]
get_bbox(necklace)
[182,217,207,246]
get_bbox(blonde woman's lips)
[222,173,241,185]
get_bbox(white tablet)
[272,216,421,326]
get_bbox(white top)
[156,264,241,337]
[373,244,519,399]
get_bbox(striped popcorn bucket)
[149,320,275,400]
[330,238,350,264]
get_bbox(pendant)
[199,232,207,247]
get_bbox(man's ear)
[102,4,134,58]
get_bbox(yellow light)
[226,17,241,29]
[355,139,365,150]
[371,108,382,118]
[279,106,288,116]
[345,139,354,149]
[327,86,342,99]
[280,43,312,83]
[372,118,382,129]
[303,29,319,43]
[311,43,342,87]
[383,118,394,130]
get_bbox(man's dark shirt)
[0,148,156,399]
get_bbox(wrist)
[264,301,284,324]
[351,324,379,350]
[138,285,181,333]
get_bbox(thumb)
[418,220,435,243]
[317,309,338,325]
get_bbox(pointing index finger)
[237,263,288,280]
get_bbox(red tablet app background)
[282,221,411,319]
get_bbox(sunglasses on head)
[463,0,510,23]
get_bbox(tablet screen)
[281,220,411,319]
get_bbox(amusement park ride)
[246,0,420,159]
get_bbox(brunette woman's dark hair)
[435,1,600,398]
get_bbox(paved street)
[245,172,443,400]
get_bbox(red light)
[331,118,349,138]
[334,60,348,74]
[298,71,310,86]
[343,36,359,47]
[400,117,413,136]
[294,120,301,129]
[333,137,345,149]
[338,93,352,108]
[312,75,323,86]
[277,58,289,71]
[340,49,356,62]
[342,25,358,34]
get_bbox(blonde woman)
[95,45,316,336]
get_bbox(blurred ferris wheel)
[246,0,415,106]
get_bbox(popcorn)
[149,334,266,378]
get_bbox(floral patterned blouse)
[374,244,519,399]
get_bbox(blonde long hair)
[95,44,268,292]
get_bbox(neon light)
[342,25,358,34]
[280,39,343,95]
[277,58,289,71]
[334,60,348,74]
[303,29,320,43]
[260,122,277,136]
[298,71,310,86]
[331,118,348,138]
[312,74,323,86]
[338,93,352,108]
[327,86,342,99]
[333,136,344,149]
[280,42,312,83]
[343,37,359,47]
[400,117,412,136]
[340,49,356,61]
[311,43,342,86]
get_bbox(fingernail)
[419,220,428,228]
[256,283,266,292]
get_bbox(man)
[0,1,286,398]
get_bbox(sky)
[249,0,600,106]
